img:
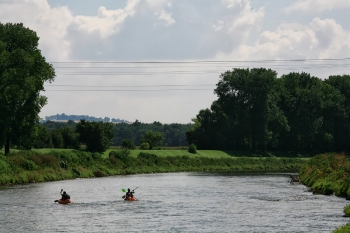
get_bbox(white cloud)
[229,3,264,31]
[215,17,350,79]
[283,0,350,14]
[218,18,350,60]
[222,0,244,9]
[0,0,73,61]
[155,10,175,26]
[72,1,140,39]
[2,0,350,123]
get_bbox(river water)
[0,172,349,232]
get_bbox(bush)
[138,152,158,160]
[188,143,197,154]
[109,149,133,165]
[140,143,150,150]
[333,223,350,233]
[23,160,38,171]
[121,139,135,150]
[344,204,350,217]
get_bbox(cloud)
[71,0,140,39]
[215,17,350,79]
[0,0,73,61]
[222,0,244,9]
[2,0,349,123]
[155,10,175,26]
[283,0,350,14]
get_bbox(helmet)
[63,191,66,194]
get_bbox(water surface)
[0,172,348,232]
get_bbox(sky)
[1,0,350,124]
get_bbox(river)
[0,172,348,232]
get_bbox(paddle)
[122,187,139,199]
[54,189,64,203]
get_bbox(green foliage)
[140,131,164,150]
[108,149,133,167]
[60,127,80,149]
[140,143,150,150]
[76,120,114,153]
[113,121,191,147]
[34,124,53,148]
[121,139,135,149]
[0,148,305,186]
[299,153,350,198]
[0,22,55,154]
[333,223,350,233]
[50,130,64,148]
[188,68,350,154]
[188,143,197,154]
[344,204,350,217]
[72,168,81,178]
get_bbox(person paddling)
[54,189,71,203]
[125,188,134,198]
[60,189,70,200]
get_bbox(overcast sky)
[1,0,350,123]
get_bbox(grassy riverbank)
[298,153,350,233]
[0,148,306,186]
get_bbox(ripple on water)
[0,172,348,233]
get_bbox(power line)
[47,84,216,87]
[48,57,350,64]
[45,89,214,92]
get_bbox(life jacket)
[62,193,70,200]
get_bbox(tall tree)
[324,75,350,153]
[278,72,325,152]
[76,120,114,152]
[0,23,55,154]
[214,68,279,151]
[140,131,164,150]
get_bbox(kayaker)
[126,188,134,198]
[60,189,70,200]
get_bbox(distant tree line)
[30,120,191,151]
[44,113,128,123]
[112,120,191,147]
[186,68,350,154]
[34,120,114,152]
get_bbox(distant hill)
[42,113,129,123]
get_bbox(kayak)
[57,199,71,204]
[124,196,138,201]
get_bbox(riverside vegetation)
[0,148,306,186]
[298,153,350,233]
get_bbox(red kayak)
[57,199,71,204]
[124,196,138,201]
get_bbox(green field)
[5,147,312,160]
[104,148,311,159]
[106,149,244,159]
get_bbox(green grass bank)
[0,149,306,186]
[298,153,350,233]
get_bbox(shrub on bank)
[0,149,305,186]
[333,223,350,233]
[344,204,350,217]
[299,153,350,198]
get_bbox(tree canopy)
[75,120,114,153]
[0,22,55,154]
[187,68,350,154]
[140,131,164,150]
